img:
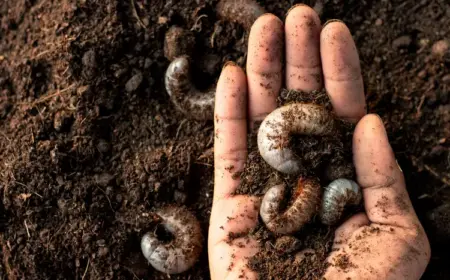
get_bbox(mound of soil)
[0,0,448,279]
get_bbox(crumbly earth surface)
[0,0,449,279]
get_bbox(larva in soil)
[165,56,215,120]
[320,178,362,225]
[216,0,265,30]
[257,103,336,174]
[260,178,321,234]
[141,206,203,274]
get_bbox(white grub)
[141,206,203,274]
[216,0,265,30]
[320,179,362,225]
[257,103,335,174]
[165,56,215,120]
[260,178,321,235]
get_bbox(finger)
[214,63,248,201]
[332,213,369,249]
[285,4,323,91]
[247,14,283,123]
[353,114,419,228]
[320,20,366,122]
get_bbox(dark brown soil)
[0,0,448,279]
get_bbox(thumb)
[353,114,419,228]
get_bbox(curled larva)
[260,178,321,234]
[320,179,362,225]
[257,103,336,174]
[165,56,215,120]
[141,206,203,274]
[216,0,265,30]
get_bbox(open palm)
[208,5,430,280]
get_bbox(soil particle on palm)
[249,225,333,280]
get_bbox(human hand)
[208,5,430,280]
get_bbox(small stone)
[98,247,109,257]
[144,58,152,69]
[158,16,168,24]
[96,239,106,246]
[57,199,67,214]
[125,71,143,92]
[392,35,412,49]
[417,70,427,79]
[375,18,383,26]
[97,139,111,153]
[82,50,97,69]
[114,68,128,79]
[82,234,92,243]
[82,50,97,78]
[164,26,196,61]
[173,190,187,203]
[154,182,161,192]
[95,173,115,187]
[442,74,450,83]
[431,39,449,57]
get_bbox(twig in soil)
[191,14,208,32]
[1,235,16,279]
[96,186,114,212]
[82,259,90,280]
[121,266,140,280]
[19,83,76,107]
[175,119,188,140]
[14,181,43,198]
[130,0,147,29]
[24,220,31,238]
[424,164,450,188]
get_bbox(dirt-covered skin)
[0,0,448,279]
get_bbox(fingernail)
[258,13,283,24]
[372,113,383,122]
[286,4,310,17]
[223,61,238,69]
[323,19,344,28]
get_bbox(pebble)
[173,190,187,204]
[375,18,383,26]
[95,172,115,187]
[82,234,92,244]
[98,247,109,257]
[431,39,449,57]
[417,70,427,79]
[125,72,143,92]
[442,74,450,83]
[97,139,111,153]
[392,35,412,49]
[82,49,97,68]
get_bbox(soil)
[0,0,448,280]
[236,90,356,279]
